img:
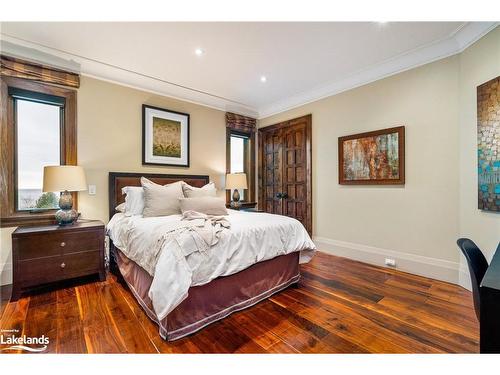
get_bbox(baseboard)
[314,236,463,286]
[0,262,12,286]
[458,265,472,291]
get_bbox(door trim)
[258,114,312,235]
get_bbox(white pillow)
[141,177,184,217]
[115,202,126,213]
[182,181,217,198]
[121,186,145,215]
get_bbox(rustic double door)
[258,114,312,234]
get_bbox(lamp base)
[55,209,79,226]
[230,189,241,208]
[55,190,78,226]
[230,200,241,209]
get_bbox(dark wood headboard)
[108,172,210,219]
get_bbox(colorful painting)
[338,126,405,185]
[477,76,500,212]
[142,105,190,167]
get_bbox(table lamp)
[43,165,87,225]
[226,173,248,208]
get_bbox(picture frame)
[477,76,500,212]
[142,104,190,167]
[338,126,405,185]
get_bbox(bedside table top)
[12,220,104,236]
[225,201,258,209]
[240,207,265,213]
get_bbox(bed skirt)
[115,249,300,341]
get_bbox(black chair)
[457,238,489,320]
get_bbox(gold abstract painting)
[152,117,181,158]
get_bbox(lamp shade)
[43,166,87,192]
[225,173,248,189]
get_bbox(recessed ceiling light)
[260,76,267,83]
[195,48,204,56]
[377,21,388,24]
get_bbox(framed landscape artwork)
[142,104,190,167]
[477,76,500,212]
[338,126,405,185]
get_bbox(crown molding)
[257,22,499,119]
[0,34,259,118]
[0,39,81,73]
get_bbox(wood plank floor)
[0,252,479,353]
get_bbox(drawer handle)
[60,262,66,269]
[60,242,66,247]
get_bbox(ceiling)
[0,22,497,118]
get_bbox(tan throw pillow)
[182,181,217,198]
[179,197,228,216]
[141,177,184,217]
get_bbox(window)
[230,135,246,174]
[226,129,255,204]
[229,134,249,200]
[1,77,77,227]
[13,89,64,211]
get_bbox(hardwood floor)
[0,252,478,353]
[0,284,12,321]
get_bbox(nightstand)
[226,201,259,211]
[239,207,265,213]
[11,220,105,301]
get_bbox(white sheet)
[107,209,316,320]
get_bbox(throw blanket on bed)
[130,210,231,276]
[107,210,316,321]
[176,210,231,252]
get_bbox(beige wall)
[259,56,462,268]
[77,77,227,222]
[0,228,15,285]
[259,28,500,285]
[458,27,500,286]
[0,76,227,285]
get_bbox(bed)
[107,172,315,341]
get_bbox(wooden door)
[258,115,312,234]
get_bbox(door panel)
[262,128,284,216]
[283,122,308,230]
[258,115,312,234]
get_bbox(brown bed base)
[108,172,300,341]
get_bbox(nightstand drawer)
[17,230,102,260]
[19,250,102,286]
[62,250,102,277]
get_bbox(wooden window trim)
[0,76,77,228]
[226,128,256,205]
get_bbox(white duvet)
[107,209,316,320]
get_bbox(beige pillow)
[182,181,217,198]
[141,177,184,217]
[179,197,228,216]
